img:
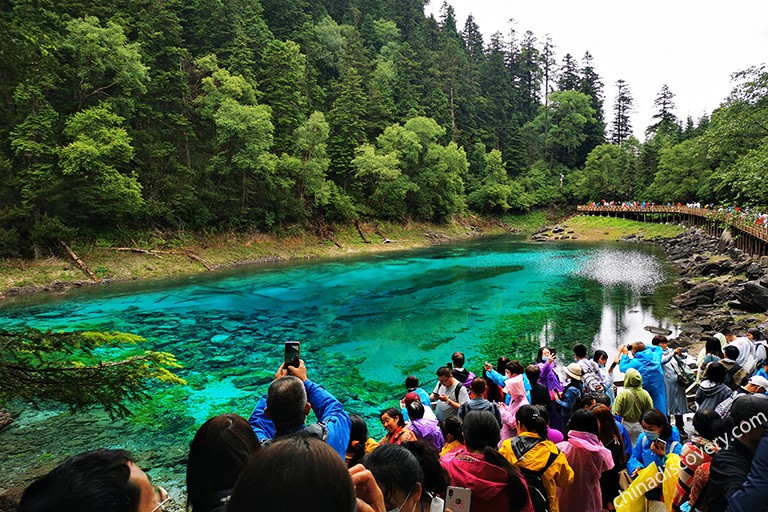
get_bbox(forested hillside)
[0,0,765,256]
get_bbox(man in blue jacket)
[249,359,351,459]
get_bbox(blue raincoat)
[619,345,667,415]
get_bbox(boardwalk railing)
[575,205,768,256]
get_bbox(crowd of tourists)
[14,329,768,512]
[586,200,768,230]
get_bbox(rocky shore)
[624,227,768,343]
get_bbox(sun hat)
[564,363,583,381]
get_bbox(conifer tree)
[611,79,634,144]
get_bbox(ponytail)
[516,405,548,439]
[483,447,529,512]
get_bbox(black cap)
[731,394,768,426]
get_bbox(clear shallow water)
[0,236,678,495]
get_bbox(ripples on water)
[577,248,665,292]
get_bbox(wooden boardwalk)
[576,205,768,256]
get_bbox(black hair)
[482,371,503,403]
[536,347,553,362]
[516,405,548,439]
[505,361,524,376]
[463,410,501,450]
[747,328,764,341]
[722,328,734,337]
[724,345,740,360]
[593,349,608,363]
[593,393,612,407]
[704,361,727,384]
[496,356,511,375]
[440,416,464,444]
[651,335,668,346]
[406,400,425,421]
[401,441,450,501]
[364,444,423,507]
[187,414,261,512]
[229,437,355,512]
[17,449,140,512]
[576,392,598,410]
[461,411,528,512]
[405,375,419,389]
[704,336,723,357]
[380,407,405,428]
[452,352,465,367]
[470,377,486,396]
[641,409,672,439]
[436,366,452,378]
[347,414,370,468]
[525,364,541,384]
[573,344,588,358]
[266,376,307,431]
[568,408,599,436]
[691,409,721,442]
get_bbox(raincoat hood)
[504,374,527,398]
[699,380,727,396]
[443,451,508,501]
[623,368,643,388]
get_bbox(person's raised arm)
[289,359,351,459]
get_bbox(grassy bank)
[0,217,520,297]
[554,215,686,241]
[0,212,688,298]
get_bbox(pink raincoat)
[556,431,614,512]
[442,450,534,512]
[499,375,529,441]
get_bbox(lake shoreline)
[0,212,692,302]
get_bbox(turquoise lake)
[0,235,679,496]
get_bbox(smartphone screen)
[284,342,300,368]
[445,486,471,511]
[655,439,667,450]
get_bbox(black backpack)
[511,438,560,512]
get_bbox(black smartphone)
[284,341,300,368]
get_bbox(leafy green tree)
[1,329,184,418]
[351,143,414,219]
[58,16,149,113]
[58,104,143,226]
[571,143,637,201]
[525,90,596,169]
[467,149,522,213]
[646,137,711,202]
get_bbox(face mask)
[644,430,659,441]
[388,490,413,512]
[542,358,548,363]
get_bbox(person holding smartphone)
[248,357,352,459]
[626,409,682,502]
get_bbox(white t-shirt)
[432,380,470,421]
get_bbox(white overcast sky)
[425,0,768,140]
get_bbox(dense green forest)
[0,0,766,257]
